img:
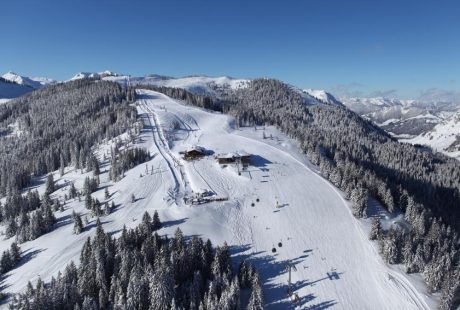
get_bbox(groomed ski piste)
[0,89,438,309]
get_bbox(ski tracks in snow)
[138,99,183,204]
[135,89,434,309]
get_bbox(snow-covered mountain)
[401,110,460,159]
[304,88,342,105]
[2,71,55,88]
[341,96,460,159]
[70,70,121,81]
[0,71,55,101]
[105,74,251,96]
[0,77,32,100]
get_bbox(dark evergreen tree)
[369,218,383,241]
[73,211,84,235]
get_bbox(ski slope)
[0,89,436,309]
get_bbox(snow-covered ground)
[401,111,460,159]
[103,74,250,96]
[0,90,437,309]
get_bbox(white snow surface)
[69,71,121,81]
[303,89,342,105]
[0,90,437,309]
[105,74,250,96]
[402,110,460,159]
[1,71,54,89]
[0,71,55,100]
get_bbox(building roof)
[217,152,238,159]
[185,145,206,154]
[216,150,251,159]
[236,150,251,157]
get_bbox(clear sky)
[1,0,459,99]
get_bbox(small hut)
[183,145,207,160]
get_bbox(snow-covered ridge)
[102,74,250,97]
[69,70,121,81]
[340,97,418,114]
[303,88,342,105]
[2,71,55,88]
[341,95,460,160]
[401,109,460,159]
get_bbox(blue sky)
[1,0,459,99]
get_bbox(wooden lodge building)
[216,150,251,165]
[182,145,207,160]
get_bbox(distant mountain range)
[2,70,459,159]
[0,71,55,101]
[340,96,460,159]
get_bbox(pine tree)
[152,210,161,231]
[126,266,149,310]
[45,173,55,195]
[59,153,66,177]
[104,202,111,216]
[369,218,383,240]
[141,212,152,236]
[351,186,368,218]
[10,242,21,263]
[69,182,78,199]
[85,192,92,210]
[105,187,110,200]
[73,211,84,235]
[149,266,174,310]
[247,273,263,310]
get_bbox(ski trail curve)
[233,132,432,310]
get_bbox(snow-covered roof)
[236,150,251,157]
[217,152,238,159]
[216,150,251,159]
[185,145,206,153]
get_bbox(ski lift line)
[138,100,182,202]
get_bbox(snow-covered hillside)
[0,78,33,99]
[70,70,121,81]
[2,71,55,89]
[0,72,55,100]
[106,74,250,96]
[0,89,436,309]
[342,96,460,159]
[304,89,342,105]
[402,110,460,159]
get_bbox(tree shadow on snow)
[84,220,112,232]
[229,244,338,309]
[54,214,73,229]
[161,217,188,228]
[15,248,46,270]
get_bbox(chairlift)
[278,241,283,248]
[271,246,277,253]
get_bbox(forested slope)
[0,79,137,194]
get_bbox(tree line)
[0,79,137,195]
[9,214,263,310]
